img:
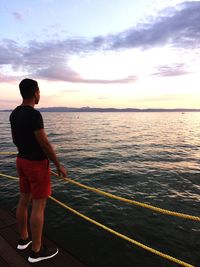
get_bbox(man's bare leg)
[30,198,47,252]
[16,193,31,240]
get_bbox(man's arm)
[34,128,66,177]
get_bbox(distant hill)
[1,107,200,112]
[38,107,200,112]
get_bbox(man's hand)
[35,129,67,178]
[57,165,67,178]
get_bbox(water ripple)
[1,111,200,266]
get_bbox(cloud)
[153,63,191,77]
[1,1,200,83]
[97,97,109,100]
[0,39,22,66]
[0,99,20,110]
[0,73,19,83]
[34,63,81,82]
[82,75,137,84]
[103,1,200,50]
[60,89,82,93]
[129,93,190,103]
[34,62,137,83]
[12,11,23,21]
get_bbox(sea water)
[0,111,200,266]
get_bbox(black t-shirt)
[10,106,46,160]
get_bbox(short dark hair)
[19,78,38,99]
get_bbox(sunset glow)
[1,0,200,109]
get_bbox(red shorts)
[16,157,51,199]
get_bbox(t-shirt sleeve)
[32,110,44,131]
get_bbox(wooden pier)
[0,208,87,267]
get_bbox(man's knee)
[32,198,47,212]
[18,193,31,207]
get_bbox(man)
[10,78,67,263]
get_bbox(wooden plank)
[42,237,87,267]
[0,208,87,267]
[0,224,19,246]
[0,226,56,267]
[0,234,32,267]
[0,256,11,267]
[0,208,16,229]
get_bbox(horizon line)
[1,107,200,112]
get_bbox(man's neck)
[21,98,35,108]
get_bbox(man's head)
[19,78,40,104]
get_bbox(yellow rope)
[0,173,19,180]
[0,171,195,267]
[51,171,200,222]
[0,169,199,222]
[49,196,193,267]
[0,152,199,221]
[0,152,17,155]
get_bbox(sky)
[1,0,200,109]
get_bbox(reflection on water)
[0,111,200,266]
